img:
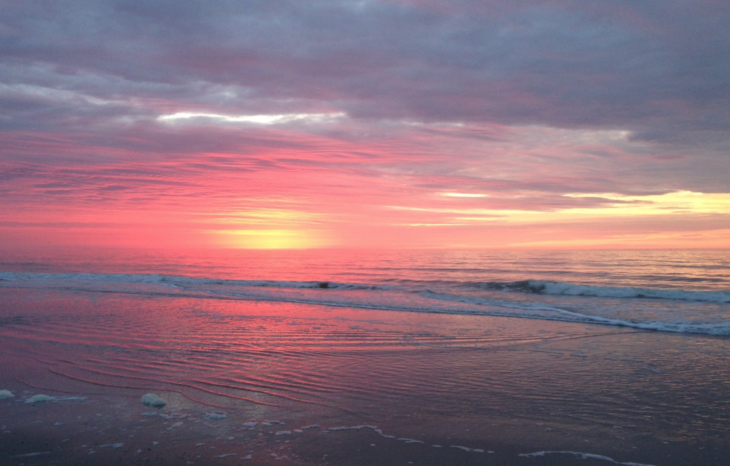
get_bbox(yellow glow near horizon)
[563,191,730,216]
[214,229,332,249]
[396,190,730,225]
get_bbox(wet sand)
[1,287,730,465]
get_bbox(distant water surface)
[2,247,729,290]
[1,247,730,465]
[1,248,728,335]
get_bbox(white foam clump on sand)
[451,445,488,453]
[26,395,56,404]
[0,390,14,399]
[326,425,397,439]
[14,452,51,458]
[205,412,227,420]
[166,421,183,430]
[398,438,425,444]
[519,451,655,466]
[25,394,87,404]
[141,393,167,408]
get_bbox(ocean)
[1,248,729,465]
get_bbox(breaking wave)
[478,280,730,303]
[1,272,729,336]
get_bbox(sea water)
[1,248,729,465]
[1,248,729,335]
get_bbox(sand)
[1,287,729,465]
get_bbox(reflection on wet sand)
[1,288,730,465]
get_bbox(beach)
[3,1,730,462]
[2,276,729,465]
[3,0,730,463]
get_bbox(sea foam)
[481,280,730,303]
[519,450,655,466]
[2,271,728,336]
[141,393,167,408]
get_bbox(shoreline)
[1,288,729,465]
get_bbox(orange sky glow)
[2,1,729,250]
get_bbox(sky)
[1,0,729,249]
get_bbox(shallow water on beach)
[2,248,729,335]
[1,291,729,465]
[1,248,730,465]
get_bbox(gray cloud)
[0,0,728,204]
[2,1,728,133]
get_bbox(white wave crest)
[482,280,730,303]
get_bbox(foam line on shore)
[2,271,729,336]
[519,450,656,466]
[479,280,730,303]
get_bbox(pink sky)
[1,1,729,249]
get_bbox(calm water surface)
[1,248,729,465]
[2,248,729,334]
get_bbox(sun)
[214,229,331,249]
